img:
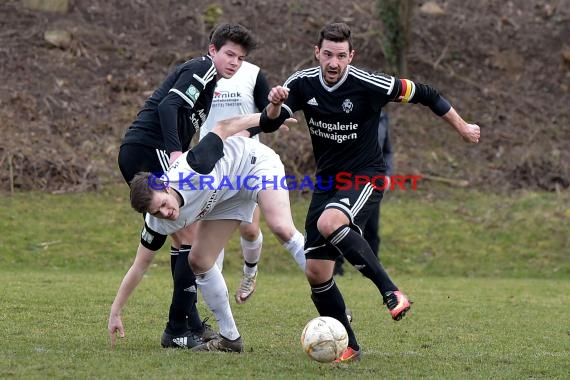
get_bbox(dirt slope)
[0,0,568,192]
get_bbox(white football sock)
[241,232,262,277]
[195,265,240,340]
[215,248,225,272]
[283,230,306,270]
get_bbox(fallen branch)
[421,173,470,187]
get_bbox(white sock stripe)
[329,226,351,246]
[312,279,335,293]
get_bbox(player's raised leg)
[257,187,306,270]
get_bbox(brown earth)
[1,0,569,193]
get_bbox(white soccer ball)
[300,316,348,363]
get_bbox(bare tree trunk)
[397,0,412,77]
[376,0,413,76]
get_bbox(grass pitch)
[0,185,569,378]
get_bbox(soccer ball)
[300,316,348,362]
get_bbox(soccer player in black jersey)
[335,110,392,275]
[259,22,480,362]
[113,24,257,349]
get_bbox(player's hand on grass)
[108,313,125,349]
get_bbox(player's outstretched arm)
[108,244,155,348]
[211,113,262,140]
[392,78,480,144]
[441,107,480,144]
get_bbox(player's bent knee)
[187,252,214,273]
[239,224,261,241]
[316,216,337,237]
[305,261,331,284]
[317,209,348,237]
[268,223,294,242]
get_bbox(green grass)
[1,185,568,278]
[1,270,568,379]
[380,188,570,278]
[0,185,569,378]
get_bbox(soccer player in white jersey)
[117,23,259,348]
[260,22,480,362]
[108,114,306,352]
[200,60,305,304]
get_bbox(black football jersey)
[282,65,405,177]
[122,56,217,154]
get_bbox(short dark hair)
[209,23,257,55]
[317,22,353,51]
[129,172,161,214]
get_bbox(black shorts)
[118,143,170,185]
[304,169,385,260]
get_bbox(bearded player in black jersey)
[259,22,480,362]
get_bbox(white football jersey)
[200,61,261,140]
[146,136,283,236]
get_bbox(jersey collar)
[319,65,351,92]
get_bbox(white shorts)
[202,138,285,223]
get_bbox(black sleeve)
[185,132,224,174]
[252,71,271,111]
[244,71,271,138]
[246,126,263,138]
[392,79,451,116]
[157,91,187,154]
[259,107,289,133]
[139,222,167,251]
[382,124,394,176]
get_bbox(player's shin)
[195,265,240,340]
[328,225,398,296]
[283,230,306,270]
[175,246,202,332]
[241,232,262,273]
[310,277,359,351]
